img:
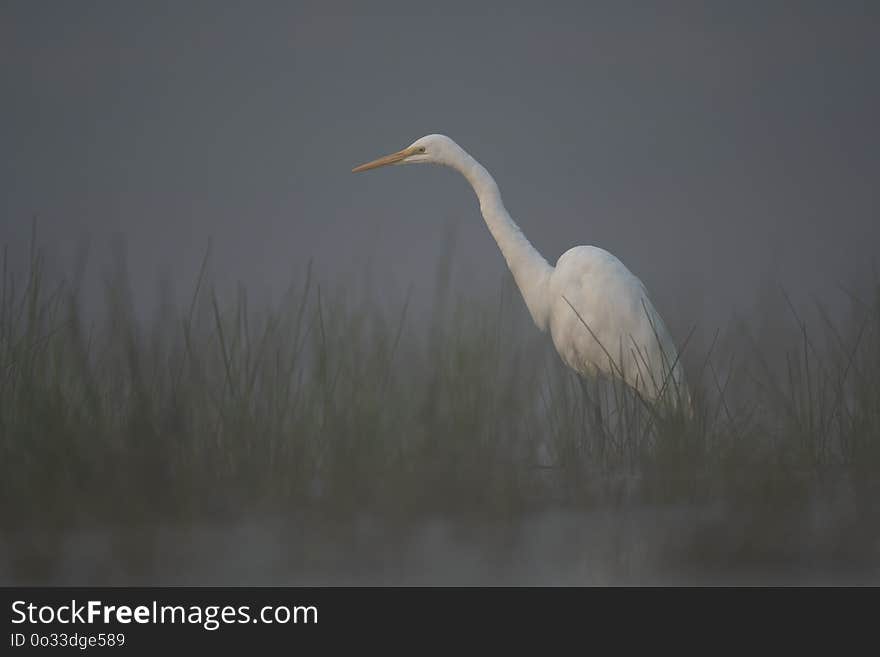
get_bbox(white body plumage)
[353,134,689,410]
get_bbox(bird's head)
[352,134,460,173]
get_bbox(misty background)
[3,1,878,336]
[2,2,880,586]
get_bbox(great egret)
[353,134,690,412]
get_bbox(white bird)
[353,134,690,413]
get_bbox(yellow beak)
[352,145,419,173]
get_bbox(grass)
[1,228,878,583]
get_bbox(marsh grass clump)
[1,231,878,583]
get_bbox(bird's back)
[547,246,689,409]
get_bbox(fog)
[5,500,878,586]
[3,1,878,328]
[2,1,879,586]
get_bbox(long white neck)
[448,149,553,331]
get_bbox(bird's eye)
[418,147,426,153]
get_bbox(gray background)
[2,1,878,336]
